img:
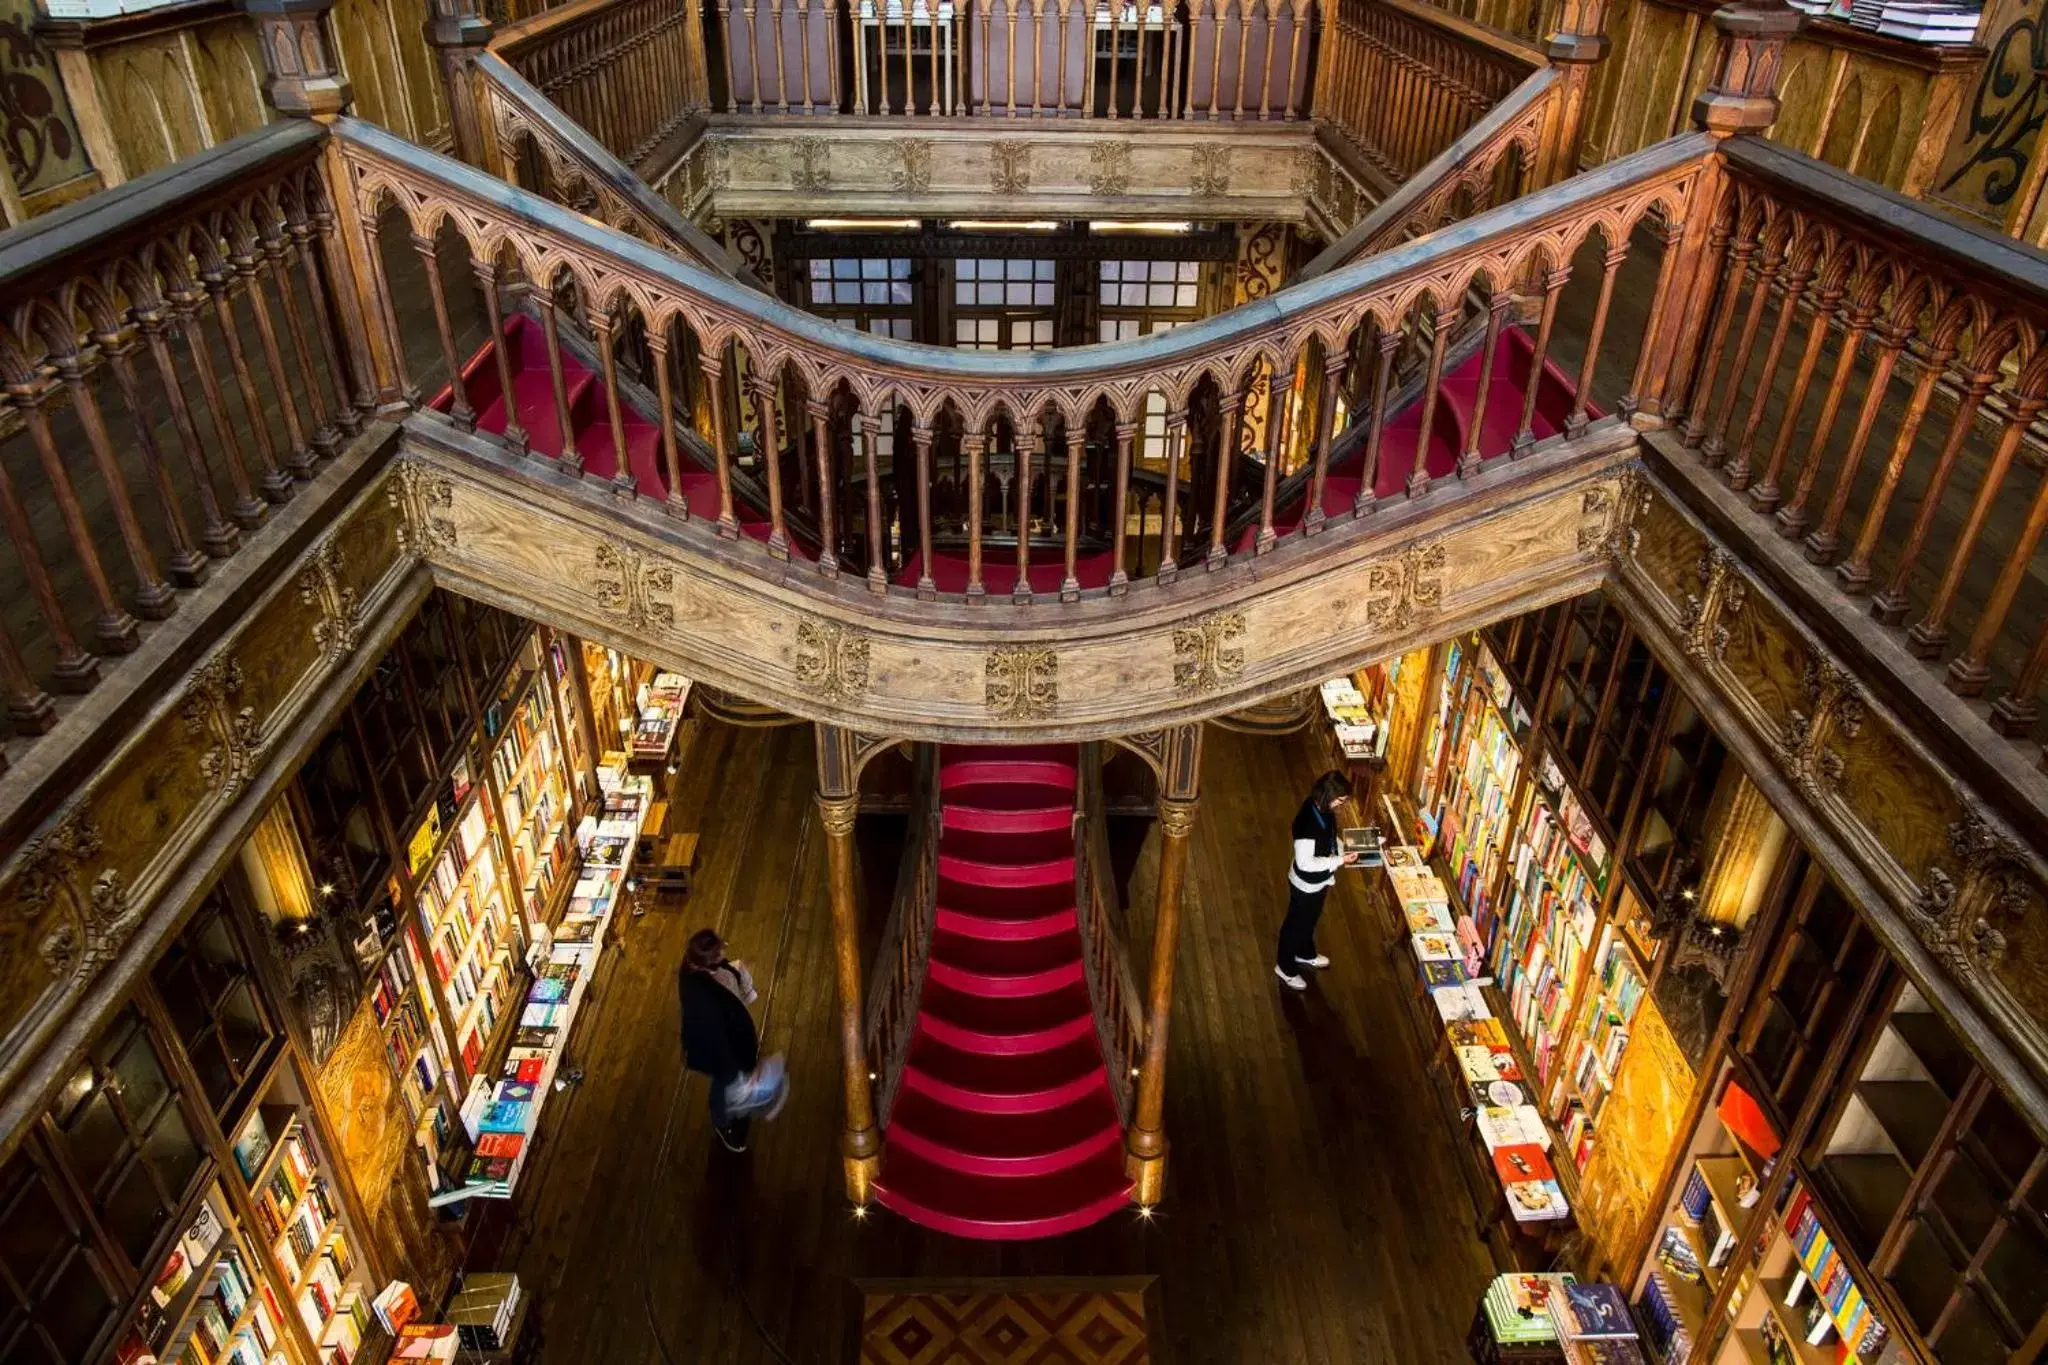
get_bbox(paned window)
[807,258,915,338]
[150,897,276,1123]
[0,1149,121,1365]
[1097,260,1201,342]
[954,259,1055,350]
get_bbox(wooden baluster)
[931,0,945,113]
[742,374,787,555]
[1053,0,1070,110]
[1255,0,1278,117]
[1697,234,1781,461]
[718,0,739,109]
[1109,419,1135,593]
[1461,286,1511,475]
[475,262,529,456]
[1304,352,1345,533]
[1723,252,1812,491]
[1749,261,1848,513]
[906,422,936,597]
[0,431,94,691]
[964,430,987,598]
[811,397,841,577]
[356,213,415,409]
[167,278,265,528]
[536,295,581,472]
[1257,354,1296,553]
[978,0,993,111]
[51,339,177,619]
[1681,220,1759,451]
[1356,326,1398,515]
[1406,303,1456,498]
[863,411,888,593]
[1205,0,1223,116]
[1062,425,1085,600]
[1872,344,2006,625]
[1208,388,1245,568]
[1994,611,2048,733]
[1158,407,1186,583]
[852,0,871,112]
[202,253,293,503]
[91,313,206,586]
[1163,2,1181,118]
[9,375,140,652]
[1181,0,1203,116]
[1106,0,1123,116]
[412,231,474,441]
[827,0,845,111]
[650,331,686,515]
[1808,299,1916,564]
[1082,0,1100,114]
[1231,0,1249,116]
[1566,243,1627,439]
[1776,277,1883,539]
[1014,424,1037,601]
[1283,0,1305,117]
[0,610,55,730]
[131,291,235,559]
[701,351,740,534]
[1027,0,1043,114]
[260,214,339,460]
[1840,325,1959,594]
[1514,263,1570,455]
[1907,363,2048,662]
[591,313,636,498]
[1006,0,1021,113]
[744,0,765,110]
[900,0,915,115]
[1134,0,1152,117]
[1947,380,2048,696]
[796,0,815,109]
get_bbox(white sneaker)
[1297,953,1331,969]
[1274,965,1308,990]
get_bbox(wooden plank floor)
[466,723,1498,1364]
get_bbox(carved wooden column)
[816,723,882,1203]
[427,0,497,168]
[1127,723,1203,1206]
[1537,0,1610,187]
[238,0,352,117]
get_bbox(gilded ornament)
[1172,610,1247,696]
[991,142,1032,195]
[1089,141,1133,196]
[985,646,1058,719]
[794,618,872,701]
[593,539,677,632]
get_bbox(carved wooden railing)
[1669,136,2048,737]
[0,122,373,741]
[335,115,1707,603]
[707,0,1318,119]
[1314,0,1543,185]
[475,51,738,277]
[1300,63,1560,274]
[492,0,703,167]
[1075,743,1145,1122]
[865,744,940,1124]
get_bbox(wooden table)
[645,832,699,897]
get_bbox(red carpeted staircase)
[431,314,800,551]
[873,744,1132,1239]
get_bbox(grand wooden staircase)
[871,745,1132,1239]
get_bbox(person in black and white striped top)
[1275,770,1357,990]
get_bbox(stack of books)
[1547,1282,1645,1363]
[448,1273,524,1352]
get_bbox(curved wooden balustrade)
[338,116,1706,607]
[1671,136,2048,736]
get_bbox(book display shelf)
[1417,637,1526,948]
[483,636,582,937]
[1495,755,1609,1102]
[432,753,655,1207]
[630,672,691,766]
[1556,920,1650,1171]
[116,1183,292,1365]
[410,790,520,1088]
[236,1089,376,1365]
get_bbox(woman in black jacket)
[679,929,760,1152]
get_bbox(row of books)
[292,1235,355,1342]
[1787,0,1980,42]
[318,1287,373,1365]
[1387,847,1571,1225]
[251,1135,321,1248]
[414,799,493,936]
[1638,1271,1693,1364]
[1783,1187,1891,1355]
[630,673,691,759]
[1496,789,1602,1092]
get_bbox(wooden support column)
[816,723,882,1203]
[1126,723,1203,1206]
[426,0,497,168]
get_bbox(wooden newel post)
[1537,0,1610,187]
[426,0,498,169]
[816,726,882,1203]
[1127,724,1202,1206]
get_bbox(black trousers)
[1276,881,1330,971]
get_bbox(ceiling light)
[804,218,920,231]
[1089,220,1193,234]
[945,220,1060,231]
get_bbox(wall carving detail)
[790,135,831,190]
[593,539,676,632]
[1089,140,1133,195]
[298,535,363,663]
[1780,653,1864,801]
[1677,546,1747,662]
[985,645,1058,718]
[1191,145,1233,196]
[1360,539,1447,634]
[390,459,457,555]
[1172,610,1248,696]
[991,141,1032,194]
[180,655,263,802]
[794,618,871,701]
[891,138,933,193]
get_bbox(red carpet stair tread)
[874,744,1132,1238]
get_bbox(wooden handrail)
[488,0,703,166]
[864,744,940,1124]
